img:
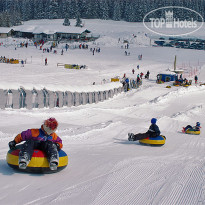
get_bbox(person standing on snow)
[147,70,150,78]
[8,118,62,171]
[128,118,160,141]
[45,58,47,65]
[194,75,198,84]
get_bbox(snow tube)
[166,86,171,88]
[183,84,190,87]
[185,129,200,135]
[139,135,166,146]
[6,145,68,173]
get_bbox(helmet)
[196,122,200,127]
[151,118,157,124]
[43,118,58,135]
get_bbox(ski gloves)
[9,140,16,150]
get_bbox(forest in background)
[0,0,204,27]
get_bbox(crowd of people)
[174,74,193,86]
[0,56,19,64]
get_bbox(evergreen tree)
[70,0,79,19]
[36,0,45,19]
[124,1,136,22]
[0,0,205,23]
[86,0,99,19]
[49,0,59,19]
[75,15,82,27]
[11,11,22,26]
[113,1,121,21]
[63,14,70,26]
[0,13,3,27]
[2,11,12,27]
[99,0,109,20]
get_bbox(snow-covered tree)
[49,0,59,19]
[99,0,109,20]
[75,15,82,27]
[113,1,122,21]
[0,0,205,23]
[1,11,12,27]
[63,14,70,26]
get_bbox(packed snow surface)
[0,19,205,205]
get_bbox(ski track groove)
[22,133,205,205]
[91,134,205,205]
[92,160,167,205]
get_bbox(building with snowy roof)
[0,28,14,38]
[0,19,95,41]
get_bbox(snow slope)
[0,19,204,205]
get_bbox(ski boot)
[18,152,30,169]
[49,156,59,171]
[128,133,135,141]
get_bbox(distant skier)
[8,118,63,171]
[132,69,135,74]
[128,118,160,141]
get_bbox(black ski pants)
[19,140,58,163]
[132,131,158,141]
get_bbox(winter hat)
[43,118,58,135]
[151,118,157,124]
[196,122,200,127]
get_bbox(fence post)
[18,87,27,109]
[42,88,50,108]
[4,89,13,108]
[63,92,68,107]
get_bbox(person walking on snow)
[45,58,47,65]
[194,75,198,84]
[8,118,63,171]
[128,118,160,141]
[146,70,150,79]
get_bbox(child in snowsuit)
[183,122,200,133]
[128,118,160,141]
[8,118,62,171]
